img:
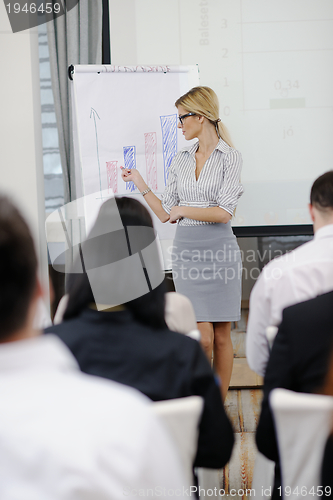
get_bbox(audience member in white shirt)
[0,194,188,500]
[246,171,333,376]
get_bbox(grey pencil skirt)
[171,222,242,322]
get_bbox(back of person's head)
[310,171,333,213]
[175,86,234,147]
[64,197,167,329]
[0,195,37,341]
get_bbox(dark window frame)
[102,0,111,64]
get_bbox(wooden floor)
[215,311,263,498]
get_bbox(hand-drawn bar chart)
[160,114,177,186]
[72,65,199,248]
[144,132,158,191]
[106,161,118,194]
[123,146,137,192]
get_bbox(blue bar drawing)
[123,145,137,192]
[160,114,177,186]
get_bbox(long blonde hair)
[175,86,234,148]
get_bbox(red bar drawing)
[144,132,157,191]
[106,161,118,194]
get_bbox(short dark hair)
[310,171,333,211]
[0,196,37,340]
[64,197,167,329]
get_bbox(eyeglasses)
[178,113,196,126]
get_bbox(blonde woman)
[121,86,243,399]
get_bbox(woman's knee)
[201,336,213,353]
[198,323,214,351]
[214,322,232,348]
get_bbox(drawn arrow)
[90,107,102,195]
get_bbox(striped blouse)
[161,138,244,226]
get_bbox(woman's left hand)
[169,206,184,223]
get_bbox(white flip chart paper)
[71,65,200,262]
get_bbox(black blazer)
[256,290,333,462]
[45,308,234,469]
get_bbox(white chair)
[266,326,279,350]
[165,292,201,340]
[196,467,221,498]
[187,329,201,341]
[270,388,333,500]
[152,396,203,486]
[251,450,275,499]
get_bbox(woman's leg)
[197,321,214,363]
[213,321,234,401]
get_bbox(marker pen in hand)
[120,166,130,176]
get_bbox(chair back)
[251,451,275,499]
[270,388,333,500]
[152,396,203,485]
[196,467,221,497]
[165,292,198,335]
[266,326,279,350]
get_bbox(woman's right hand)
[121,166,169,223]
[120,167,143,187]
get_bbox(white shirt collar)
[314,223,333,241]
[0,334,79,374]
[183,138,231,157]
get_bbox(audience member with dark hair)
[247,170,333,377]
[45,196,234,470]
[0,194,189,497]
[0,196,38,340]
[63,197,167,329]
